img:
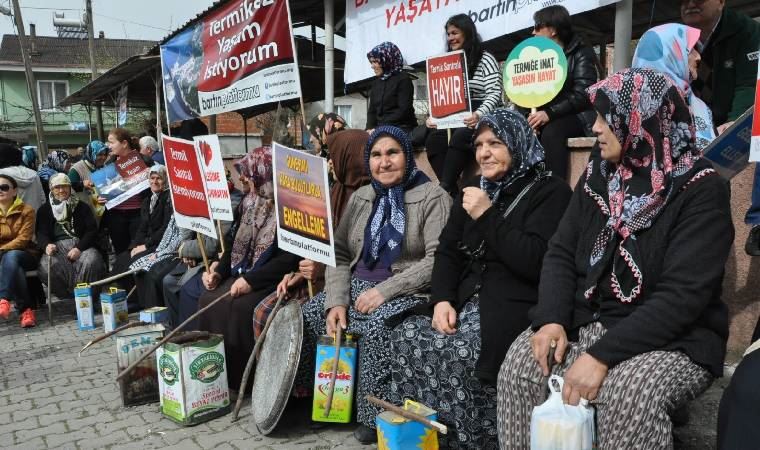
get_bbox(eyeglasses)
[0,184,12,192]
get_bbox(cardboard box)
[312,334,357,423]
[101,287,128,333]
[156,333,230,426]
[376,400,439,450]
[74,283,96,331]
[116,324,165,406]
[140,307,170,326]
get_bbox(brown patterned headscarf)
[326,130,371,226]
[308,112,347,151]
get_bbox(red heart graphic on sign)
[198,140,213,166]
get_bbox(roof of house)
[0,34,155,69]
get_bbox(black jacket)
[366,72,418,132]
[693,8,760,125]
[540,35,598,133]
[531,170,733,377]
[131,189,172,251]
[36,201,99,251]
[215,244,300,290]
[430,172,571,383]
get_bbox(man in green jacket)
[682,0,760,253]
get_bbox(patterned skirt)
[390,298,499,449]
[39,238,105,299]
[296,277,425,428]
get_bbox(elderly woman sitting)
[295,126,452,444]
[390,109,571,449]
[497,69,734,449]
[37,174,105,300]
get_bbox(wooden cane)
[323,327,343,417]
[47,257,52,325]
[115,290,231,381]
[231,290,288,422]
[543,340,557,400]
[90,268,141,287]
[79,321,149,356]
[366,395,448,435]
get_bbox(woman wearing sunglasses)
[0,174,39,328]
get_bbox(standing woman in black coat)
[527,5,599,180]
[365,42,417,134]
[390,109,571,449]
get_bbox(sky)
[0,0,345,48]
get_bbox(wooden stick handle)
[197,232,210,272]
[47,256,52,325]
[79,321,149,356]
[307,279,314,298]
[365,396,448,435]
[216,220,226,255]
[115,291,231,381]
[323,328,343,417]
[231,291,287,422]
[90,268,141,287]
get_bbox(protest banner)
[272,142,336,267]
[426,50,471,129]
[193,135,234,221]
[750,57,760,162]
[160,0,301,122]
[91,151,151,209]
[345,0,618,84]
[161,135,217,239]
[704,107,754,179]
[503,36,568,109]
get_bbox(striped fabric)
[469,51,503,117]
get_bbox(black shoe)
[353,424,377,445]
[746,225,760,256]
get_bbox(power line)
[94,13,170,32]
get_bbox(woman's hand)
[130,245,147,257]
[83,180,95,189]
[425,116,438,129]
[463,112,480,128]
[528,111,550,130]
[97,196,107,205]
[461,187,492,220]
[67,247,81,262]
[717,121,735,135]
[562,353,608,405]
[531,323,568,376]
[276,272,304,297]
[230,277,252,298]
[182,257,197,268]
[326,305,348,336]
[299,259,324,281]
[202,266,221,291]
[45,244,57,256]
[354,288,385,314]
[431,301,457,334]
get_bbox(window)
[336,104,352,127]
[37,80,69,111]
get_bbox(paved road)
[0,302,724,449]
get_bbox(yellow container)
[311,334,357,423]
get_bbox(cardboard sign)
[426,50,472,129]
[194,135,234,221]
[161,135,217,239]
[91,151,151,209]
[750,57,760,162]
[504,36,568,109]
[272,142,336,267]
[160,0,301,122]
[704,107,754,178]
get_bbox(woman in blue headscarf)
[69,140,109,211]
[390,109,571,449]
[365,42,417,133]
[37,150,70,197]
[295,126,452,444]
[20,146,37,170]
[632,23,715,151]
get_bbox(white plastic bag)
[530,375,595,450]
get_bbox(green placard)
[504,36,568,108]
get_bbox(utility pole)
[85,0,104,140]
[7,0,47,158]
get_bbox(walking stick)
[90,268,141,287]
[543,340,557,400]
[231,290,287,422]
[115,290,231,381]
[366,396,448,434]
[79,321,149,356]
[323,327,342,418]
[47,257,52,325]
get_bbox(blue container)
[100,287,128,333]
[74,283,96,330]
[139,306,170,327]
[376,400,439,450]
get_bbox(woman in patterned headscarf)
[497,68,733,449]
[632,23,715,151]
[389,109,571,449]
[308,112,347,157]
[366,42,417,133]
[69,140,109,214]
[177,146,300,391]
[294,126,451,444]
[38,150,71,197]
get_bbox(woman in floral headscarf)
[308,112,347,157]
[294,126,451,444]
[390,109,571,449]
[366,42,417,134]
[177,146,300,391]
[38,150,71,197]
[497,68,733,449]
[632,23,715,151]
